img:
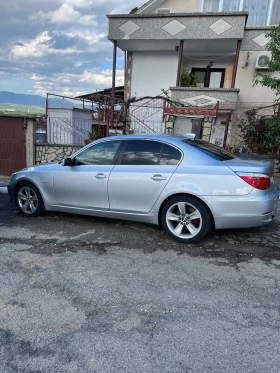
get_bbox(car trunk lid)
[223,157,275,178]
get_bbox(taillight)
[237,173,270,190]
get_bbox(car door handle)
[151,175,167,181]
[95,173,107,179]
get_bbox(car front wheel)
[161,195,211,243]
[16,182,45,217]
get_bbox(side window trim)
[73,140,124,166]
[159,143,183,166]
[116,139,163,166]
[115,139,183,166]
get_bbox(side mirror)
[62,158,73,166]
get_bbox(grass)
[0,103,45,116]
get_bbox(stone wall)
[36,144,82,164]
[274,157,280,177]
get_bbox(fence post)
[25,118,36,167]
[223,113,231,148]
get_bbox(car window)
[75,140,122,165]
[182,139,238,161]
[160,144,182,165]
[120,140,162,165]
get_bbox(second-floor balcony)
[107,12,248,50]
[170,87,240,110]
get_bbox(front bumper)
[7,183,15,204]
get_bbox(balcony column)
[176,40,184,87]
[231,40,242,88]
[109,40,118,137]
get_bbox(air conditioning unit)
[255,54,271,70]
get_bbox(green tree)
[254,23,280,153]
[254,23,280,97]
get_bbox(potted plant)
[84,129,97,145]
[180,70,199,87]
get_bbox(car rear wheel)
[161,196,211,243]
[16,182,45,217]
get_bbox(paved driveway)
[0,188,280,372]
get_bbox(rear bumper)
[202,185,279,230]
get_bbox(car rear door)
[108,139,182,213]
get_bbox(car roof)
[99,134,188,145]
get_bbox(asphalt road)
[0,192,280,373]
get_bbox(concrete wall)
[130,51,178,97]
[235,51,279,104]
[36,145,82,165]
[151,0,200,13]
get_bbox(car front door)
[108,140,182,213]
[53,140,122,210]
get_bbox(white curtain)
[270,0,280,25]
[203,0,220,12]
[243,0,269,26]
[223,0,240,12]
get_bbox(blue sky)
[0,0,140,96]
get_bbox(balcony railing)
[170,87,240,110]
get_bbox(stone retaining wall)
[36,144,82,164]
[274,157,280,176]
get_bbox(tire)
[161,195,211,243]
[16,182,45,217]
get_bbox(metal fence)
[41,92,280,154]
[128,97,166,134]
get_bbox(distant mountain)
[0,91,46,107]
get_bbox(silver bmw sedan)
[8,134,279,243]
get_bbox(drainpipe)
[176,40,184,87]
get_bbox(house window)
[223,0,241,12]
[192,68,226,88]
[201,0,280,26]
[243,0,270,26]
[156,8,172,14]
[203,0,220,12]
[269,0,280,25]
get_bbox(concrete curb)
[0,187,8,194]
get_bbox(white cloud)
[11,31,52,59]
[58,0,94,9]
[10,30,107,60]
[51,4,81,24]
[32,69,124,96]
[0,0,138,95]
[31,4,96,27]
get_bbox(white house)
[47,108,92,145]
[107,0,280,145]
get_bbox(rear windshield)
[182,140,238,161]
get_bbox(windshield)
[182,140,239,161]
